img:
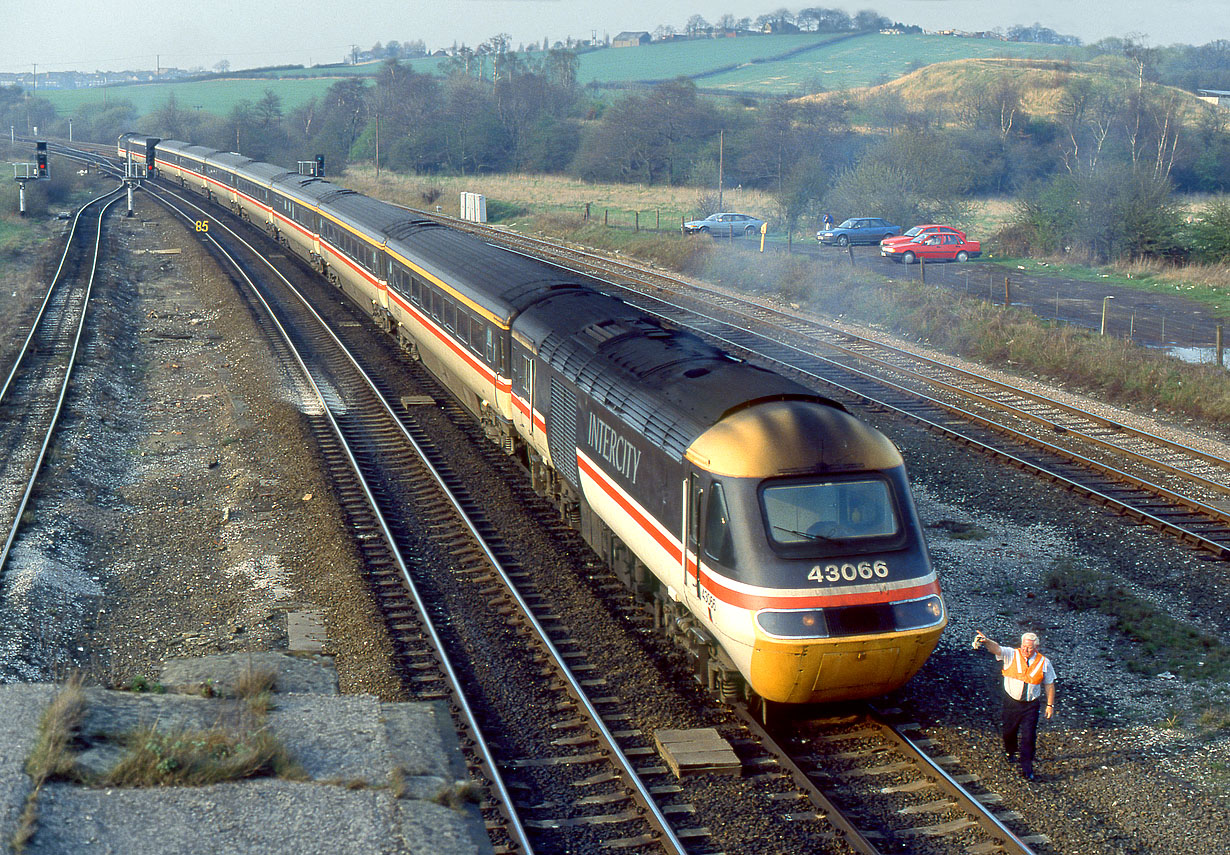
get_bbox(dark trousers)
[1002,695,1041,774]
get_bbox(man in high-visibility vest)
[973,630,1056,781]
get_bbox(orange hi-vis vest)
[1002,649,1049,686]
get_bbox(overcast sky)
[8,0,1228,74]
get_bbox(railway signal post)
[9,141,52,217]
[122,146,143,217]
[12,163,36,216]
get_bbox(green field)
[38,32,1087,119]
[700,33,1082,92]
[575,32,853,84]
[42,76,352,117]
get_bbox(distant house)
[763,21,800,35]
[1198,89,1230,108]
[613,31,651,48]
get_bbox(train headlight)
[890,595,945,630]
[756,609,830,639]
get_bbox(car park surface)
[817,217,899,246]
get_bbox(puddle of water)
[1162,345,1226,366]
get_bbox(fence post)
[847,245,854,266]
[584,202,590,221]
[635,211,639,232]
[1004,275,1010,306]
[604,209,608,226]
[656,209,660,230]
[1218,324,1224,367]
[919,256,925,284]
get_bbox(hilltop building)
[612,31,651,47]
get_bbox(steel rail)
[143,182,536,855]
[0,189,125,576]
[618,289,1230,556]
[456,218,1230,490]
[870,713,1037,855]
[145,181,691,855]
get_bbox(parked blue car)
[817,217,900,247]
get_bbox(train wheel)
[717,670,742,702]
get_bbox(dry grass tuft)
[102,724,306,787]
[25,676,86,784]
[15,676,88,853]
[432,779,482,811]
[235,665,278,699]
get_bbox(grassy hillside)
[39,32,1090,120]
[700,33,1082,93]
[802,56,1219,124]
[41,76,345,116]
[576,31,854,85]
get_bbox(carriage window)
[486,327,496,365]
[468,318,484,355]
[411,278,421,306]
[517,353,532,393]
[443,301,456,332]
[762,478,898,546]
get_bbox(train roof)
[206,151,254,170]
[318,191,409,244]
[241,161,296,183]
[269,172,339,206]
[178,144,218,162]
[518,289,837,458]
[384,226,597,327]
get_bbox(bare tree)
[685,15,710,37]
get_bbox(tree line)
[6,27,1230,266]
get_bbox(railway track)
[733,705,1044,855]
[437,220,1230,561]
[137,179,702,855]
[106,151,1059,853]
[0,186,124,577]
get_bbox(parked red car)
[880,231,981,264]
[879,224,966,250]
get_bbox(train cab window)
[762,477,899,549]
[703,483,736,567]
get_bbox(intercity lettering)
[587,413,642,483]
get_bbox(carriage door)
[685,473,704,593]
[511,344,536,442]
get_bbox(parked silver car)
[682,212,766,237]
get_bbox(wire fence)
[586,206,1228,367]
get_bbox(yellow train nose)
[748,620,946,704]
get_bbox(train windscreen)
[762,478,899,546]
